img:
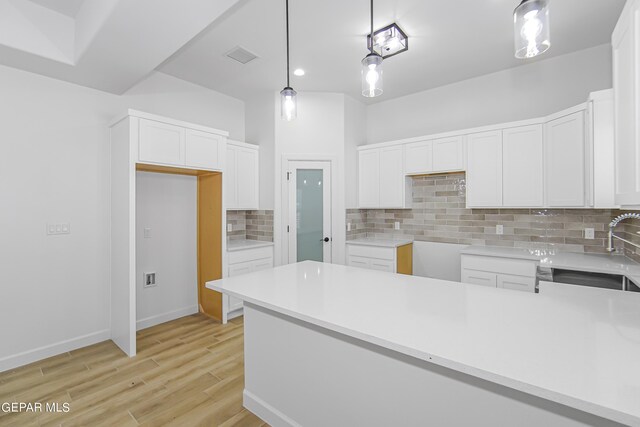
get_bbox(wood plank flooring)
[0,314,267,426]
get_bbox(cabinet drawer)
[369,259,395,272]
[461,255,537,278]
[461,269,497,287]
[252,257,273,271]
[228,260,253,277]
[228,246,273,264]
[139,119,185,166]
[347,244,395,261]
[347,255,371,269]
[497,274,536,292]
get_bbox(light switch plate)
[496,225,504,235]
[47,223,71,235]
[584,228,595,240]
[394,221,400,230]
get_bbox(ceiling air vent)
[225,46,258,64]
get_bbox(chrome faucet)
[607,212,640,252]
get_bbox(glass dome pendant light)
[280,0,297,121]
[361,0,383,98]
[514,0,550,59]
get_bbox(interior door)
[287,161,332,263]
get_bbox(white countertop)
[207,261,640,426]
[461,246,640,284]
[346,238,413,248]
[226,239,274,252]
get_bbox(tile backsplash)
[227,210,274,242]
[347,173,640,261]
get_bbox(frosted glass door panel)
[296,170,324,262]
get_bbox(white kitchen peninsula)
[207,261,640,427]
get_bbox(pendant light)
[280,0,297,121]
[514,0,550,59]
[361,0,383,98]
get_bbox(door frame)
[286,161,332,264]
[280,154,341,266]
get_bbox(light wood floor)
[0,314,267,427]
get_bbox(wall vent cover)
[225,46,258,64]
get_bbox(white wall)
[273,92,347,266]
[366,44,614,143]
[0,65,244,371]
[135,172,198,330]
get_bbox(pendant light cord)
[369,0,374,54]
[286,0,290,87]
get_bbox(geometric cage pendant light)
[280,0,297,120]
[361,0,384,97]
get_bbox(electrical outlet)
[143,272,156,288]
[584,228,595,240]
[144,228,152,238]
[46,223,71,235]
[227,223,232,232]
[347,222,352,232]
[496,225,504,235]
[394,221,400,230]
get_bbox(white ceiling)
[27,0,85,18]
[159,0,626,104]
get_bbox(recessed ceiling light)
[293,68,305,76]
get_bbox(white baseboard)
[0,329,111,373]
[243,389,300,427]
[136,305,198,331]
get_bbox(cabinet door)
[502,125,543,207]
[225,145,238,208]
[405,140,433,175]
[139,119,185,166]
[358,149,380,208]
[236,147,259,209]
[379,146,404,208]
[545,112,585,207]
[432,136,464,172]
[497,274,536,293]
[461,269,497,287]
[613,1,640,206]
[185,129,222,170]
[466,131,503,207]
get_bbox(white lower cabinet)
[461,255,537,293]
[225,245,274,322]
[346,243,413,274]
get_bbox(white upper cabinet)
[432,136,464,172]
[358,149,380,208]
[502,125,543,207]
[379,146,405,208]
[466,131,503,207]
[544,111,585,207]
[613,0,640,207]
[226,141,259,210]
[185,129,223,170]
[405,140,433,175]
[358,146,411,209]
[589,90,617,208]
[137,116,225,171]
[139,119,185,166]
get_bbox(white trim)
[136,305,199,331]
[109,109,229,137]
[243,390,301,427]
[358,102,590,151]
[227,139,260,150]
[0,330,111,373]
